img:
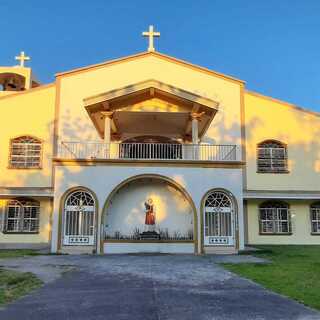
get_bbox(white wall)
[51,165,244,253]
[105,179,194,239]
[104,242,194,254]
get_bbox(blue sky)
[1,1,320,111]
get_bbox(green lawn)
[223,245,320,310]
[0,250,43,304]
[0,249,42,259]
[0,269,42,305]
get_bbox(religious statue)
[139,198,160,240]
[144,198,156,231]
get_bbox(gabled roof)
[55,51,245,85]
[83,79,219,110]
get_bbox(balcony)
[57,142,239,162]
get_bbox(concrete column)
[101,112,113,144]
[190,112,204,160]
[101,111,113,158]
[191,116,199,145]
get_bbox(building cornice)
[53,158,245,168]
[244,190,320,200]
[0,187,54,198]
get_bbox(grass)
[223,245,320,310]
[0,269,42,305]
[0,250,43,304]
[0,249,42,259]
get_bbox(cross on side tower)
[142,25,160,52]
[15,51,30,67]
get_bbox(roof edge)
[55,51,245,84]
[245,89,320,118]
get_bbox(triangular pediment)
[56,51,244,85]
[84,79,219,111]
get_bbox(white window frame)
[310,204,320,234]
[257,141,288,173]
[5,199,40,233]
[259,203,291,235]
[9,136,42,169]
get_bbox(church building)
[0,26,319,254]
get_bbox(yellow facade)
[246,200,319,245]
[244,91,320,191]
[0,85,55,188]
[57,53,243,147]
[0,50,319,250]
[0,198,52,244]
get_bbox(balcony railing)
[58,142,238,162]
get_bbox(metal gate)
[63,190,96,246]
[204,190,234,246]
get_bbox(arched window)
[310,202,320,234]
[63,190,96,245]
[4,198,40,233]
[204,190,235,245]
[9,136,42,168]
[257,140,288,173]
[259,201,291,234]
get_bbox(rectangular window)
[10,142,41,168]
[5,202,40,233]
[311,208,320,234]
[6,204,21,232]
[260,208,291,234]
[257,147,288,173]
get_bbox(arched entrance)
[62,189,97,246]
[202,189,237,247]
[102,174,197,254]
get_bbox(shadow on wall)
[244,106,320,189]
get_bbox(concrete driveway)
[0,254,319,320]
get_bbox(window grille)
[310,202,320,234]
[5,199,40,233]
[257,140,288,173]
[9,136,42,168]
[259,201,291,234]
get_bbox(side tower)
[0,52,56,251]
[0,51,40,96]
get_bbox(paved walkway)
[0,254,319,320]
